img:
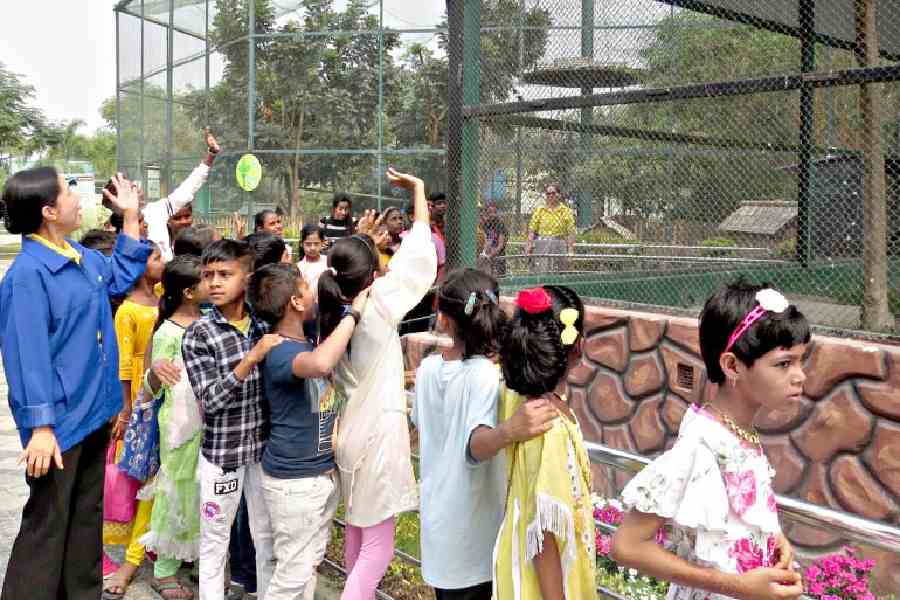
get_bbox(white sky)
[0,1,446,137]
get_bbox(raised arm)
[101,175,153,296]
[291,289,369,378]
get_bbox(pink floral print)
[724,470,757,516]
[729,538,764,573]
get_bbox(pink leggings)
[341,516,396,600]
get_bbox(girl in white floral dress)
[612,281,809,600]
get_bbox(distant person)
[478,200,507,278]
[254,209,284,237]
[524,183,576,273]
[320,192,354,249]
[246,232,290,270]
[427,192,447,241]
[80,228,117,257]
[297,224,328,297]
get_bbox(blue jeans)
[228,494,257,593]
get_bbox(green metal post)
[166,0,175,195]
[247,0,256,227]
[459,1,481,267]
[377,0,384,211]
[578,0,594,228]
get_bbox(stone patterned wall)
[402,302,900,592]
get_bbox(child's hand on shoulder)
[351,286,371,314]
[152,359,181,387]
[736,567,803,600]
[249,334,284,363]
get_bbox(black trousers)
[434,581,493,600]
[1,425,107,600]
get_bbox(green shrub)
[700,237,737,257]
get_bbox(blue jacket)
[0,234,152,452]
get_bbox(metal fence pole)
[166,0,175,196]
[247,0,256,228]
[796,0,815,267]
[446,0,463,265]
[579,0,595,228]
[458,1,481,267]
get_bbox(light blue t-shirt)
[412,353,507,589]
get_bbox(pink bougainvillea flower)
[767,492,777,513]
[724,470,757,516]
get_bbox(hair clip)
[464,291,477,316]
[484,289,498,305]
[516,287,552,314]
[560,308,579,345]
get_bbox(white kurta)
[142,163,210,262]
[333,221,437,527]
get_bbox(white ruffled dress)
[621,404,782,600]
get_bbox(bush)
[700,237,737,257]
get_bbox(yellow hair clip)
[560,308,579,345]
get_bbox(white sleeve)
[165,163,210,214]
[370,221,437,325]
[464,361,501,465]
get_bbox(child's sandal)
[151,579,194,600]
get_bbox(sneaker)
[227,582,246,600]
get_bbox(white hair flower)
[756,288,789,313]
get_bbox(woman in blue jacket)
[0,170,152,600]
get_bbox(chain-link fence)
[115,0,448,236]
[446,0,900,334]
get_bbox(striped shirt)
[320,217,354,244]
[182,305,269,470]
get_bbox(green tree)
[0,62,52,156]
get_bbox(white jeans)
[198,455,274,600]
[262,471,339,600]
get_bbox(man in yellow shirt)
[525,183,576,272]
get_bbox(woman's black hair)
[245,232,287,270]
[699,278,811,384]
[248,262,301,326]
[437,268,505,359]
[301,223,324,242]
[318,234,378,341]
[254,209,277,231]
[331,192,353,225]
[155,255,201,331]
[174,223,218,257]
[79,229,117,256]
[500,285,585,397]
[2,167,61,235]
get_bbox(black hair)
[437,268,506,359]
[500,285,585,397]
[699,279,811,384]
[301,223,324,243]
[245,232,287,270]
[318,234,378,341]
[155,255,201,331]
[331,192,353,225]
[109,212,124,233]
[254,209,278,231]
[173,223,218,257]
[201,238,254,271]
[2,167,61,235]
[79,229,116,256]
[248,262,302,326]
[427,192,447,203]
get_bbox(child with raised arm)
[139,255,208,600]
[181,239,281,600]
[320,168,436,599]
[493,285,597,600]
[247,262,369,600]
[611,281,806,600]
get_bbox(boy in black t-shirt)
[247,263,369,600]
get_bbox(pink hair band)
[724,305,767,354]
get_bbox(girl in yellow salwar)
[494,285,597,600]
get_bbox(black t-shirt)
[320,217,354,243]
[483,217,507,254]
[261,339,336,478]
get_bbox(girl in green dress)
[139,255,207,600]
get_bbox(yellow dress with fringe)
[493,386,597,600]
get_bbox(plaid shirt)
[182,305,269,470]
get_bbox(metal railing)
[327,440,900,600]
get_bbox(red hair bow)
[516,287,552,314]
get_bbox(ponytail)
[437,268,506,359]
[317,235,378,341]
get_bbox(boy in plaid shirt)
[182,239,283,600]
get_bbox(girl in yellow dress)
[494,285,597,600]
[103,245,164,599]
